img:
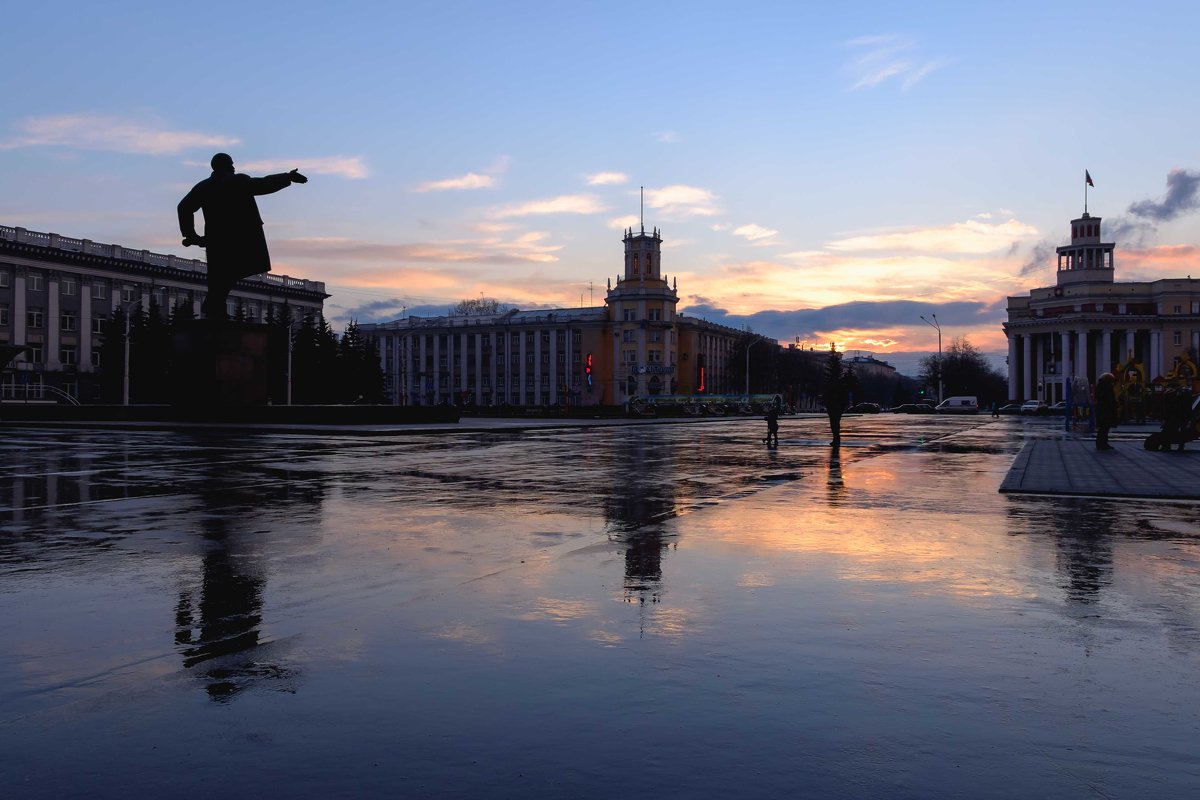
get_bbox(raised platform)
[1000,437,1200,499]
[0,404,460,428]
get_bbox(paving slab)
[1001,436,1200,498]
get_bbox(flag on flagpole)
[1085,170,1094,187]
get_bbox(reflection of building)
[1004,209,1200,403]
[604,434,678,604]
[0,225,327,402]
[360,224,746,406]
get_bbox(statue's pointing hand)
[182,234,207,247]
[289,169,308,184]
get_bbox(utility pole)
[920,314,943,404]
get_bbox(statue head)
[210,153,235,174]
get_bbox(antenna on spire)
[640,186,644,233]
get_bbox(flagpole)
[1084,170,1088,214]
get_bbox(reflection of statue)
[178,153,307,319]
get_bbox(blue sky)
[4,0,1200,373]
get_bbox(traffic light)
[585,353,593,387]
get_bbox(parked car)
[1049,401,1068,413]
[892,403,936,414]
[1020,400,1047,415]
[997,403,1023,414]
[849,402,881,414]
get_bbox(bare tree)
[450,297,510,316]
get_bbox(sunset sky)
[4,0,1200,374]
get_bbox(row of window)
[0,306,109,333]
[10,345,100,367]
[620,308,664,322]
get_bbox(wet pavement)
[1002,435,1200,499]
[3,415,1200,798]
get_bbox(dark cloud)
[1128,169,1200,221]
[1019,240,1057,277]
[680,299,1001,343]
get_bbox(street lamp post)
[122,303,133,406]
[744,336,765,401]
[920,314,943,404]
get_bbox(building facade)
[361,225,748,407]
[1004,210,1200,403]
[0,225,327,402]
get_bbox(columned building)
[361,224,746,407]
[1004,210,1200,403]
[0,224,327,402]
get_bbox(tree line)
[97,304,384,405]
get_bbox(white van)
[935,396,979,414]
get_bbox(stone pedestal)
[172,321,270,407]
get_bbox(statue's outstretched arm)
[250,170,307,196]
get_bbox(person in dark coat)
[178,153,307,318]
[1095,372,1117,450]
[764,406,780,446]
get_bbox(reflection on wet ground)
[2,415,1200,798]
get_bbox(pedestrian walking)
[764,406,780,446]
[1095,372,1117,450]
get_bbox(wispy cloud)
[845,35,947,91]
[644,184,720,217]
[0,113,239,155]
[273,231,562,266]
[733,223,779,245]
[587,171,629,186]
[827,217,1038,254]
[413,156,510,192]
[608,215,640,230]
[414,172,494,192]
[654,131,681,143]
[489,194,607,219]
[237,155,369,179]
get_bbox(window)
[0,270,8,288]
[0,304,7,326]
[28,273,45,291]
[122,285,136,303]
[649,308,662,321]
[92,283,108,300]
[153,288,166,307]
[92,351,102,367]
[92,314,107,335]
[622,330,635,343]
[226,299,238,317]
[1174,305,1183,314]
[61,346,77,366]
[61,311,77,332]
[648,350,662,363]
[62,277,77,296]
[1174,331,1183,346]
[27,308,44,328]
[623,349,637,364]
[649,331,662,343]
[623,309,635,322]
[28,345,43,363]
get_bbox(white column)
[419,335,428,404]
[1061,331,1072,379]
[434,334,443,403]
[1100,330,1112,377]
[459,332,468,399]
[46,274,61,370]
[406,335,415,405]
[1036,335,1045,400]
[80,280,93,374]
[1124,330,1136,364]
[549,329,558,405]
[13,269,27,346]
[533,330,542,404]
[1022,334,1033,400]
[474,333,483,406]
[519,331,527,405]
[1007,334,1019,400]
[1150,331,1162,379]
[1076,330,1088,383]
[490,334,498,405]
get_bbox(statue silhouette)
[178,153,307,319]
